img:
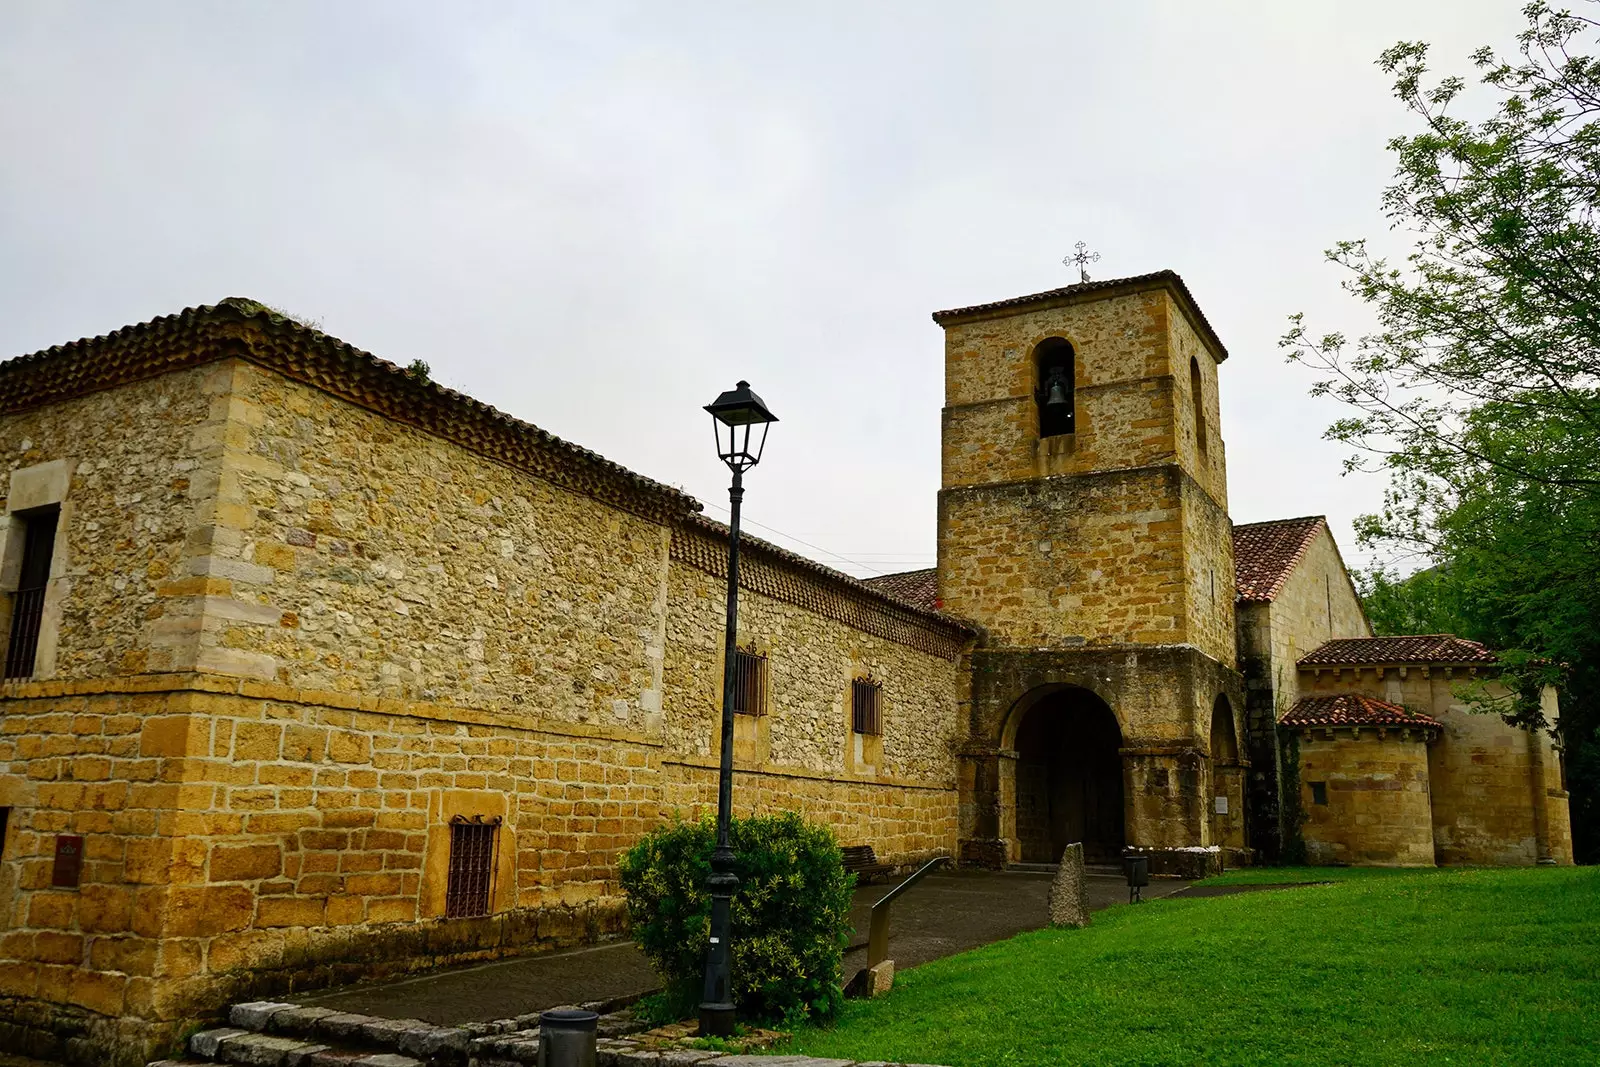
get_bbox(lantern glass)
[705,381,778,473]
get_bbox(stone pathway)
[156,869,1215,1067]
[296,869,1193,1026]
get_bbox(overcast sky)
[0,2,1530,579]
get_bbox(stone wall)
[661,559,964,788]
[1264,531,1371,707]
[0,366,221,683]
[936,284,1235,664]
[0,676,652,1064]
[1293,729,1436,866]
[1297,667,1573,865]
[179,361,676,729]
[1236,525,1370,860]
[959,645,1242,870]
[0,351,972,1065]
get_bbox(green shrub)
[618,811,854,1025]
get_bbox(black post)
[699,468,744,1036]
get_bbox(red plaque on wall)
[51,835,83,888]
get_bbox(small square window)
[1309,781,1328,806]
[852,677,882,737]
[733,648,767,716]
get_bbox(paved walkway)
[296,868,1193,1025]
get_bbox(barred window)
[446,815,501,918]
[852,677,882,736]
[5,507,58,680]
[733,648,768,716]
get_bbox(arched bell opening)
[1009,686,1125,864]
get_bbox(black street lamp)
[698,380,778,1037]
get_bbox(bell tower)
[936,271,1245,873]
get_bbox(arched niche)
[1209,693,1246,854]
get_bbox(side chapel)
[0,273,1572,1064]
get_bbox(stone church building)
[0,273,1572,1063]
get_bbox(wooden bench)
[842,845,893,885]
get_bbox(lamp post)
[698,380,778,1038]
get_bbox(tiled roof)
[0,298,699,524]
[1232,516,1325,602]
[861,568,938,612]
[1300,634,1497,667]
[674,520,973,656]
[930,270,1228,362]
[1281,693,1441,731]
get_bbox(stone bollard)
[845,958,895,998]
[1048,842,1091,928]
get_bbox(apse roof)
[1281,693,1442,731]
[1300,635,1498,668]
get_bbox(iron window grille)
[733,647,768,716]
[852,677,882,737]
[446,814,501,918]
[5,508,58,680]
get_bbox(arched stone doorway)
[1210,694,1246,856]
[1009,687,1125,864]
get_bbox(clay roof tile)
[1280,693,1441,731]
[1299,635,1498,668]
[861,568,939,612]
[0,298,699,524]
[1232,516,1326,603]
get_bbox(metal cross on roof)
[1064,241,1100,283]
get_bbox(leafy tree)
[1284,1,1600,861]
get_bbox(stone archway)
[1006,686,1125,864]
[1210,694,1246,856]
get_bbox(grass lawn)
[780,866,1600,1066]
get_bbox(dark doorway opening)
[1014,688,1125,863]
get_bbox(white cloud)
[0,0,1531,576]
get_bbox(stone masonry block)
[230,1000,299,1031]
[190,1027,249,1056]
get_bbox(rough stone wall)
[940,290,1176,490]
[959,645,1242,869]
[661,560,963,791]
[939,467,1185,647]
[660,762,956,865]
[937,287,1235,664]
[1180,475,1236,668]
[1294,730,1436,866]
[0,366,222,683]
[0,356,973,1064]
[1167,303,1228,510]
[185,361,673,730]
[1297,667,1573,865]
[1265,530,1371,708]
[1236,526,1369,861]
[0,676,649,1064]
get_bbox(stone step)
[221,1003,469,1063]
[182,999,654,1067]
[187,1025,426,1066]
